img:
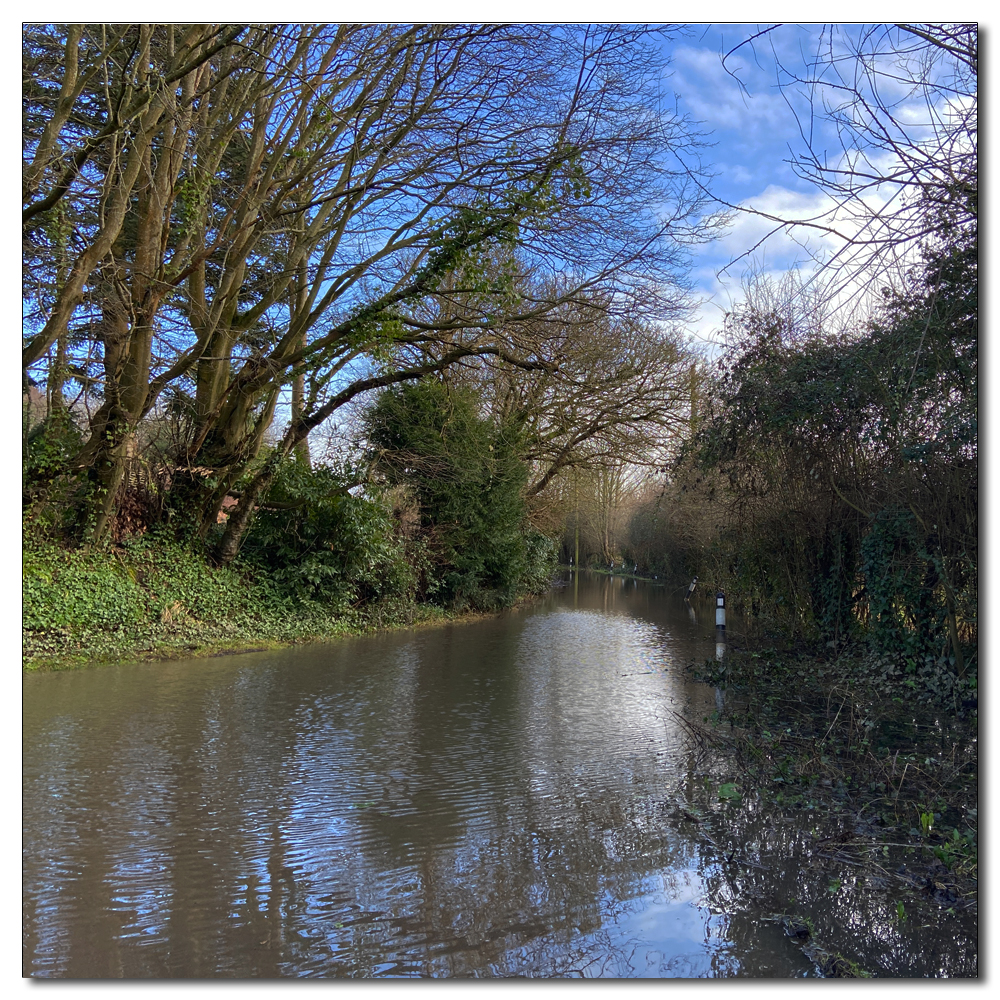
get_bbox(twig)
[821,690,850,743]
[893,762,910,809]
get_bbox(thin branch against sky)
[663,22,976,348]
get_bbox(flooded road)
[22,572,976,977]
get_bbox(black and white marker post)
[715,589,727,662]
[685,576,698,600]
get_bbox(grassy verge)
[22,535,508,672]
[686,644,978,902]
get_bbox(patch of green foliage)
[364,378,557,612]
[23,534,148,631]
[23,408,83,488]
[21,528,420,671]
[237,461,415,608]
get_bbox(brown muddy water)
[22,572,977,978]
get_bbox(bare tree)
[710,23,976,305]
[23,23,717,550]
[448,288,699,498]
[22,24,254,367]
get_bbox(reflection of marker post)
[685,576,698,600]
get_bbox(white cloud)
[668,45,792,136]
[658,24,975,355]
[683,173,920,352]
[701,185,844,267]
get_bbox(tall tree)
[23,23,715,551]
[438,287,699,500]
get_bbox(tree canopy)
[23,23,714,551]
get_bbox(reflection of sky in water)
[581,878,727,978]
[515,610,695,779]
[23,575,977,977]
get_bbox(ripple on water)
[23,574,976,977]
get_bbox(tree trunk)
[215,453,280,566]
[194,385,281,538]
[291,251,311,466]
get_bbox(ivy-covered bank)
[23,534,393,671]
[22,532,548,672]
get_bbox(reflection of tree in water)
[298,611,728,977]
[243,600,731,976]
[23,662,282,975]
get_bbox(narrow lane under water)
[22,572,976,977]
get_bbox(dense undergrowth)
[22,531,435,671]
[23,522,554,673]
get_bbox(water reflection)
[22,573,976,977]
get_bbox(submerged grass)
[686,644,978,901]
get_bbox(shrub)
[237,460,414,607]
[22,409,83,490]
[365,379,556,611]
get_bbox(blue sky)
[652,23,969,349]
[657,24,844,345]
